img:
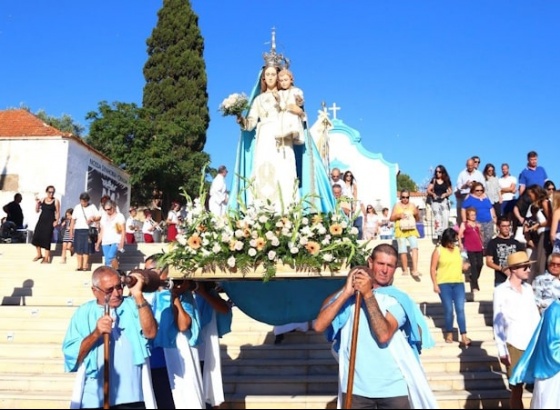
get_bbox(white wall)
[1,137,130,230]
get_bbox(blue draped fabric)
[509,300,560,385]
[375,286,436,355]
[221,278,345,325]
[227,69,335,214]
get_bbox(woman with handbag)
[69,192,100,271]
[390,189,421,279]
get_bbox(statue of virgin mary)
[227,31,335,215]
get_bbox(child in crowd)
[458,207,484,293]
[379,207,393,240]
[60,208,74,264]
[275,68,305,145]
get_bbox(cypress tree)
[142,0,210,207]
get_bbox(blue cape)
[509,300,560,384]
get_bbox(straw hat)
[503,251,535,271]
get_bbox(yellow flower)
[255,237,266,251]
[329,223,343,236]
[305,241,321,255]
[196,224,207,233]
[312,215,323,225]
[187,234,202,250]
[229,239,237,251]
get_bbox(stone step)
[0,373,74,392]
[0,391,71,409]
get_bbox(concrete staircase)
[0,239,531,409]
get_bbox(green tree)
[35,110,85,137]
[397,172,418,192]
[142,0,210,207]
[85,101,155,206]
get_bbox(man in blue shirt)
[314,243,436,409]
[518,150,548,196]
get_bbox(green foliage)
[143,0,209,151]
[397,172,418,192]
[35,110,85,137]
[85,0,211,210]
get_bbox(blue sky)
[1,1,559,191]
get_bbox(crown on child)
[262,28,290,69]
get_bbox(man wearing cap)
[493,251,541,409]
[209,165,229,217]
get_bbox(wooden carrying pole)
[103,296,111,409]
[344,291,362,409]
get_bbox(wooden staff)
[344,291,362,409]
[103,294,111,409]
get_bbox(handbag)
[400,215,416,231]
[81,205,98,243]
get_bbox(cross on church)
[328,103,341,119]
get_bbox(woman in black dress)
[31,185,60,263]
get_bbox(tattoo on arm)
[363,295,391,341]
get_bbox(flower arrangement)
[160,178,371,281]
[219,92,249,117]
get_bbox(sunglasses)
[435,170,442,173]
[512,265,530,271]
[93,284,123,295]
[549,262,560,268]
[474,189,484,192]
[401,196,410,199]
[104,207,113,211]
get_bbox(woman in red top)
[458,207,484,293]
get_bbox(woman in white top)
[483,163,502,219]
[94,199,125,269]
[69,192,100,271]
[341,170,358,212]
[363,205,380,240]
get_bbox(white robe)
[192,310,225,407]
[209,174,227,217]
[70,360,157,409]
[245,91,299,210]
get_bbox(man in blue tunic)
[62,266,158,409]
[314,243,437,409]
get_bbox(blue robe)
[509,300,560,385]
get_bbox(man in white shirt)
[454,158,485,225]
[493,251,541,409]
[209,165,229,217]
[498,163,517,220]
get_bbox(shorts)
[506,343,524,383]
[396,236,418,254]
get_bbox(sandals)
[459,338,472,348]
[445,333,453,343]
[32,256,43,262]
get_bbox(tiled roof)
[0,109,71,137]
[0,108,119,169]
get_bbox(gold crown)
[262,28,290,69]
